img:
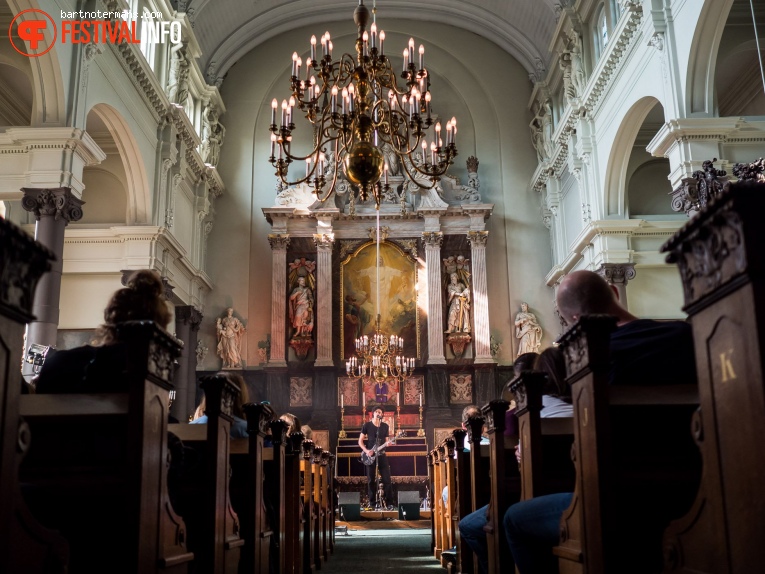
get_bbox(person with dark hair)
[36,269,171,393]
[514,352,539,377]
[502,270,697,573]
[358,406,394,509]
[534,347,572,418]
[190,371,250,438]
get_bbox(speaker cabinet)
[338,491,361,521]
[398,491,421,520]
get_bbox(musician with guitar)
[358,406,397,509]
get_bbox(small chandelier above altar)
[268,0,458,210]
[346,315,415,383]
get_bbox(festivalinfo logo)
[9,8,182,57]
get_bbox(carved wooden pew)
[451,429,473,574]
[660,179,765,573]
[311,445,325,569]
[19,321,193,574]
[430,446,445,560]
[427,449,439,557]
[554,315,700,574]
[437,438,456,567]
[510,372,575,501]
[283,432,306,574]
[463,415,490,574]
[300,439,316,574]
[168,375,244,574]
[0,218,68,574]
[481,399,520,574]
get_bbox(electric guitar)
[361,430,406,466]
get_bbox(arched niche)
[603,96,665,217]
[0,57,33,125]
[85,104,150,224]
[716,34,765,117]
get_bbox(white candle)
[363,392,366,408]
[341,394,344,408]
[419,393,422,407]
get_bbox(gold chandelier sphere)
[344,141,384,187]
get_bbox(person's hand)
[515,443,522,464]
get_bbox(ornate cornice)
[0,218,54,323]
[21,188,84,224]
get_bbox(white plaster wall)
[626,267,684,319]
[211,19,553,366]
[59,273,123,329]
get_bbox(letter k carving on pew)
[720,349,737,382]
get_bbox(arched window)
[139,8,156,69]
[593,4,609,60]
[599,9,609,49]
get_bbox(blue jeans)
[458,504,489,574]
[503,492,573,574]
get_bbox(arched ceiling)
[182,0,557,84]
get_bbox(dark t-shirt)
[361,420,390,452]
[609,319,696,386]
[35,344,130,394]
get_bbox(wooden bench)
[510,372,575,501]
[660,179,765,573]
[553,315,700,574]
[0,217,68,574]
[19,321,193,574]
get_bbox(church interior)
[1,0,764,572]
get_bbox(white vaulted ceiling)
[184,0,557,84]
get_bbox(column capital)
[268,233,291,250]
[421,231,443,248]
[176,305,203,331]
[467,230,489,247]
[596,263,636,286]
[21,187,84,225]
[313,233,335,251]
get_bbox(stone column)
[175,305,202,421]
[313,233,334,367]
[422,232,446,365]
[21,188,84,360]
[596,263,636,310]
[467,230,493,364]
[268,234,290,367]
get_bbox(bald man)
[501,270,697,573]
[556,270,696,386]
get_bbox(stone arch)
[6,0,67,126]
[603,96,664,217]
[686,0,737,116]
[86,104,150,224]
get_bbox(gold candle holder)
[417,404,425,436]
[338,406,347,438]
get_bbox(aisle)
[323,522,443,573]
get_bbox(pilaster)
[467,231,493,364]
[268,233,290,367]
[313,232,335,367]
[21,187,84,376]
[175,305,203,420]
[422,231,446,365]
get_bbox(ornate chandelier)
[346,212,415,383]
[268,0,458,209]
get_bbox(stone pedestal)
[21,188,84,378]
[175,305,203,421]
[268,234,290,367]
[467,231,493,363]
[423,232,447,364]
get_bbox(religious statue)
[167,47,190,106]
[567,32,587,97]
[201,104,226,167]
[446,272,471,333]
[515,302,543,355]
[288,276,314,338]
[195,339,208,368]
[216,308,246,369]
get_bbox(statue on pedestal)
[445,271,472,357]
[216,308,246,369]
[287,259,316,360]
[515,302,543,355]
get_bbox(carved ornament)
[313,233,335,250]
[268,233,291,250]
[21,188,84,224]
[670,159,729,216]
[421,231,443,248]
[732,158,764,182]
[466,230,489,247]
[596,263,636,286]
[556,315,617,379]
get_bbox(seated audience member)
[191,396,206,421]
[535,347,573,418]
[443,405,488,506]
[190,371,250,438]
[505,351,540,436]
[301,424,313,440]
[503,269,697,573]
[280,412,302,436]
[36,270,170,393]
